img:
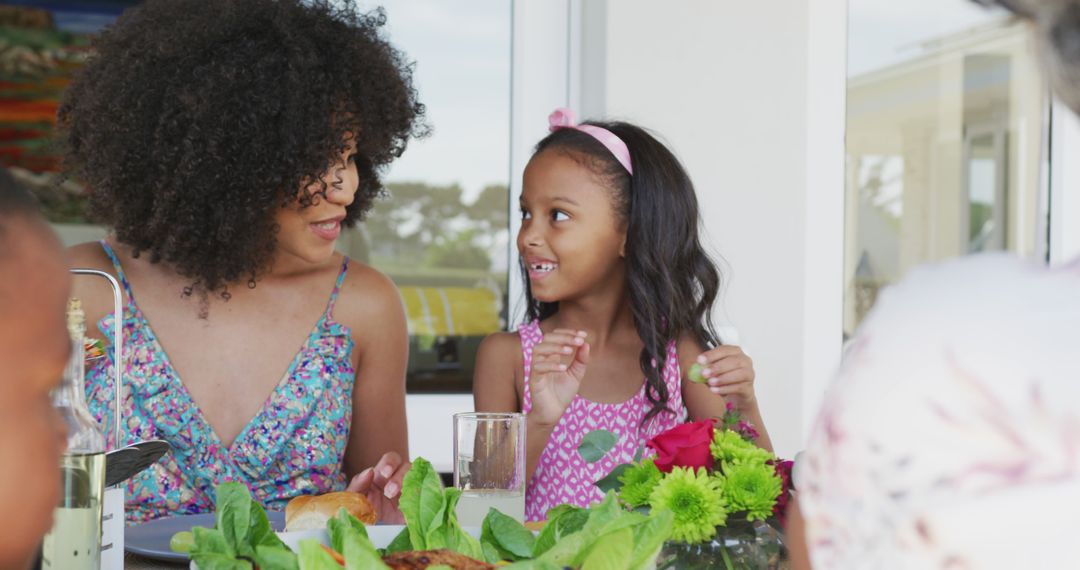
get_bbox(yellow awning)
[399,286,500,337]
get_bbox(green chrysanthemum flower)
[720,460,783,521]
[618,458,663,508]
[648,467,728,544]
[710,428,773,466]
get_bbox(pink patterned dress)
[519,320,687,521]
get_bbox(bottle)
[40,298,106,570]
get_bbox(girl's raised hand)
[528,329,590,427]
[695,345,758,409]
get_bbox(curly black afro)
[59,0,426,291]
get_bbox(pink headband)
[548,108,633,175]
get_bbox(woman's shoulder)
[330,258,405,331]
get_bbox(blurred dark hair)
[0,168,41,224]
[973,0,1080,114]
[524,122,722,423]
[59,0,426,292]
[0,168,44,261]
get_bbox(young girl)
[474,108,772,520]
[62,0,424,522]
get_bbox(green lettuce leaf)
[628,510,675,570]
[532,505,588,557]
[342,528,391,570]
[579,527,633,570]
[296,539,340,570]
[189,553,253,570]
[215,483,255,558]
[190,526,235,559]
[249,499,287,551]
[327,507,369,554]
[384,527,412,554]
[253,545,299,570]
[480,508,535,561]
[398,457,445,550]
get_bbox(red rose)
[646,419,716,473]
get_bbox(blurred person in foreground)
[790,1,1080,568]
[0,169,71,569]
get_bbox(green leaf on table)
[481,542,503,564]
[628,510,674,570]
[423,485,454,550]
[504,562,563,570]
[534,494,650,568]
[579,492,624,533]
[191,526,235,559]
[342,530,390,570]
[532,505,588,557]
[398,457,445,550]
[480,508,535,561]
[215,482,254,557]
[578,430,618,463]
[253,545,299,570]
[296,539,340,570]
[249,499,287,550]
[384,526,413,553]
[579,527,633,570]
[442,492,484,560]
[189,553,253,570]
[328,507,369,554]
[594,463,632,494]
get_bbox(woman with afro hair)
[65,0,426,523]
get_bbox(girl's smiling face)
[518,150,628,303]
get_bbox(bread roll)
[285,491,377,530]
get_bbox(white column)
[1050,99,1080,265]
[802,0,847,438]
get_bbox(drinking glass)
[453,412,526,526]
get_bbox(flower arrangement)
[587,404,793,549]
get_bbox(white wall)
[578,0,846,458]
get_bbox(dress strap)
[518,320,542,414]
[98,239,136,305]
[324,256,351,318]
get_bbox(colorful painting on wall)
[0,1,139,222]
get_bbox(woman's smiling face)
[273,137,360,266]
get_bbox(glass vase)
[656,518,787,570]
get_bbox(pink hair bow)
[547,108,633,175]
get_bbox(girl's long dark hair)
[522,121,722,423]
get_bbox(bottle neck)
[54,334,88,410]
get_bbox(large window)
[340,0,511,393]
[844,1,1049,338]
